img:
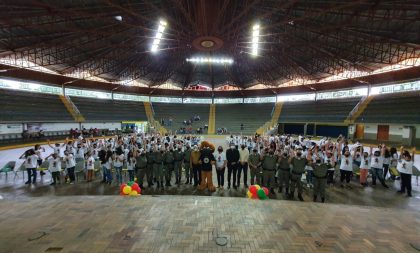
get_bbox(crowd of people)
[18,133,416,201]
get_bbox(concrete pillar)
[304,123,308,135]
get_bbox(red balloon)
[120,183,127,193]
[249,185,258,195]
[131,183,141,194]
[251,193,259,199]
[262,187,269,196]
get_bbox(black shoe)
[407,193,412,197]
[298,194,304,201]
[278,187,282,193]
[382,183,389,188]
[397,190,405,194]
[50,182,56,185]
[25,181,31,185]
[270,188,275,195]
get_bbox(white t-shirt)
[397,160,413,174]
[370,156,384,169]
[48,157,61,172]
[75,148,85,159]
[24,154,39,169]
[127,157,136,171]
[65,154,76,168]
[113,154,124,167]
[360,156,370,170]
[340,156,353,171]
[214,152,226,168]
[86,157,95,170]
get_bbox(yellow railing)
[344,95,375,124]
[143,101,167,135]
[256,102,283,135]
[208,104,216,134]
[59,95,85,122]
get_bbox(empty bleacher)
[279,97,360,123]
[356,92,420,124]
[70,97,147,122]
[215,103,274,135]
[152,103,210,133]
[0,88,73,122]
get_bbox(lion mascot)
[198,140,216,192]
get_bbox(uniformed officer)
[260,148,277,194]
[153,146,164,189]
[248,148,261,185]
[277,151,291,195]
[183,144,192,184]
[173,145,184,185]
[312,155,334,203]
[163,147,175,186]
[135,148,148,188]
[145,148,155,186]
[289,147,309,201]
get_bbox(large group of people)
[18,133,416,201]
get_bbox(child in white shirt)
[397,147,415,197]
[47,153,62,185]
[85,152,95,182]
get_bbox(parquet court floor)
[0,195,419,253]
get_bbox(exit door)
[377,125,389,141]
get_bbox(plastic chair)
[74,160,85,182]
[0,161,16,179]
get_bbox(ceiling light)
[186,57,234,65]
[150,19,167,53]
[114,16,123,21]
[251,23,260,56]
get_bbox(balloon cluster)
[247,185,269,200]
[120,181,142,196]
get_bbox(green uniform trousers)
[277,168,290,189]
[153,163,164,182]
[313,177,327,198]
[290,173,303,194]
[262,170,276,189]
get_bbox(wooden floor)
[0,195,419,253]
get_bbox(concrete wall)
[361,123,420,146]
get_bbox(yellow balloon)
[123,185,132,195]
[247,191,253,199]
[134,177,138,182]
[254,184,261,190]
[129,190,138,196]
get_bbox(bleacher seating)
[152,103,210,133]
[0,89,73,122]
[356,92,420,124]
[279,98,360,123]
[215,103,274,135]
[70,97,147,122]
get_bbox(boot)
[270,188,275,195]
[185,179,189,184]
[175,178,179,185]
[285,187,289,195]
[298,194,304,201]
[278,187,282,193]
[289,191,294,200]
[156,181,160,188]
[313,195,317,202]
[321,197,325,203]
[165,180,171,186]
[160,181,164,189]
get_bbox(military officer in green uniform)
[183,144,192,184]
[173,145,184,185]
[248,148,261,185]
[312,155,334,203]
[277,151,291,195]
[135,148,148,188]
[153,146,164,189]
[163,147,175,186]
[289,147,309,201]
[146,148,155,186]
[260,148,277,194]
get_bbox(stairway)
[59,95,85,122]
[344,95,375,124]
[208,104,216,134]
[143,102,167,135]
[256,102,283,135]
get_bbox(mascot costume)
[198,140,216,192]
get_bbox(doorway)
[377,125,389,141]
[355,124,364,139]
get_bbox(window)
[277,93,315,102]
[244,97,276,103]
[370,80,420,95]
[0,78,62,94]
[113,93,149,102]
[150,96,183,103]
[183,97,212,104]
[316,87,368,100]
[214,98,243,104]
[66,88,112,99]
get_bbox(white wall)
[0,124,23,134]
[81,122,121,130]
[34,123,79,132]
[362,123,420,145]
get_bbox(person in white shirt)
[238,144,250,188]
[359,148,370,187]
[47,140,61,155]
[34,144,46,176]
[397,146,415,197]
[21,149,39,184]
[113,148,125,185]
[126,150,136,182]
[46,153,61,185]
[370,145,388,188]
[85,151,95,182]
[64,150,76,184]
[338,144,353,188]
[214,146,227,188]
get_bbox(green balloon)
[127,181,134,187]
[257,188,266,199]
